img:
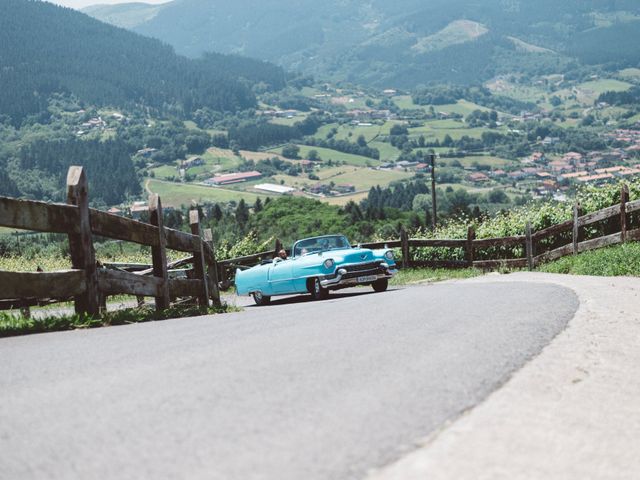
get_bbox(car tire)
[252,291,271,306]
[311,277,329,300]
[372,278,388,292]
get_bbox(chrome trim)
[320,264,397,288]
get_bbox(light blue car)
[235,234,398,305]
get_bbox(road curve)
[0,281,578,480]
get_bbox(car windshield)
[293,235,351,257]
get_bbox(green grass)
[538,242,640,277]
[391,267,483,285]
[619,68,640,80]
[0,303,238,338]
[317,166,412,190]
[369,141,401,161]
[268,145,377,167]
[146,179,265,207]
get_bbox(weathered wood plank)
[627,227,640,241]
[534,243,574,265]
[0,270,85,299]
[577,232,622,254]
[577,204,621,228]
[572,203,580,256]
[165,228,200,253]
[473,235,525,249]
[189,210,209,307]
[400,228,410,268]
[217,250,275,266]
[0,197,80,234]
[133,257,194,276]
[532,220,573,241]
[169,278,204,298]
[465,226,475,266]
[90,209,160,247]
[621,184,629,243]
[626,198,640,214]
[410,239,466,248]
[149,195,170,310]
[97,270,161,297]
[67,166,99,315]
[525,222,534,271]
[472,258,528,269]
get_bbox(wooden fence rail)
[214,185,639,287]
[0,166,220,316]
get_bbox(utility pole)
[429,153,437,229]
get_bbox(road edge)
[367,272,640,480]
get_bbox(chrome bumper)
[320,267,398,288]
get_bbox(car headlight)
[385,251,394,261]
[323,258,335,269]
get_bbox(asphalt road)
[0,281,578,480]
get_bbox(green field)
[149,147,242,180]
[439,155,514,168]
[393,96,492,116]
[272,165,412,192]
[146,179,265,207]
[619,68,640,80]
[407,121,502,141]
[269,145,378,167]
[369,141,401,161]
[317,167,412,190]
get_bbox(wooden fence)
[0,166,220,315]
[216,185,640,287]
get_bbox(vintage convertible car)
[235,234,398,305]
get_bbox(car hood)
[299,247,379,264]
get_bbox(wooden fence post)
[465,226,475,267]
[203,228,221,307]
[66,166,99,316]
[621,184,630,243]
[149,194,170,311]
[572,202,581,256]
[525,222,534,271]
[189,209,209,308]
[400,228,410,268]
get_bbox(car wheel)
[372,278,388,292]
[311,277,329,300]
[252,291,271,306]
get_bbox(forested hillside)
[87,0,640,87]
[0,0,285,124]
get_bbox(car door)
[268,259,295,294]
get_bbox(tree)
[235,199,249,228]
[307,149,320,161]
[282,144,300,159]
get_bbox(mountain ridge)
[84,0,640,87]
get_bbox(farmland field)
[268,145,378,167]
[146,179,265,207]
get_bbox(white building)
[254,183,296,195]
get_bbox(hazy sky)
[48,0,169,9]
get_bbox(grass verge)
[0,303,239,338]
[538,242,640,277]
[391,267,483,285]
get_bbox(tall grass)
[538,242,640,277]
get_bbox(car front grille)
[343,261,383,273]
